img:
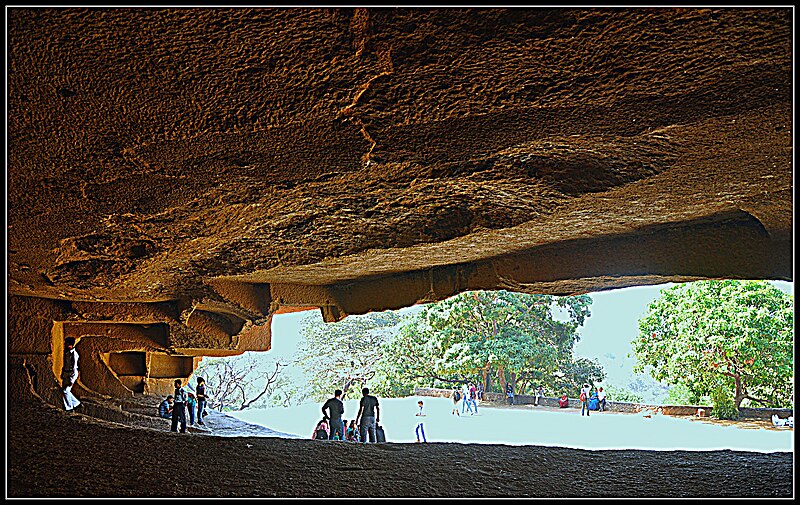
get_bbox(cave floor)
[7,399,793,498]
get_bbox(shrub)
[710,384,739,420]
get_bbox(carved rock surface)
[6,7,792,381]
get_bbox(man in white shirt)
[580,383,591,417]
[60,337,81,412]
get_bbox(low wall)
[413,388,793,419]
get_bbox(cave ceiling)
[6,7,793,321]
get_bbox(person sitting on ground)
[346,419,360,442]
[312,418,330,440]
[772,414,794,428]
[558,393,569,408]
[159,395,174,419]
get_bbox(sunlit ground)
[229,396,793,453]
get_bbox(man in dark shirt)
[322,389,345,441]
[356,387,380,443]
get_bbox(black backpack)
[453,391,461,402]
[314,428,328,440]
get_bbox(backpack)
[580,392,587,402]
[314,428,328,440]
[453,391,461,402]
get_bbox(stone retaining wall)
[413,388,793,419]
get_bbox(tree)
[633,280,793,409]
[295,309,402,402]
[193,352,288,411]
[376,290,595,396]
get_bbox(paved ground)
[230,396,794,452]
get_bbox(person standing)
[322,389,345,441]
[60,337,81,412]
[506,382,515,405]
[477,382,484,402]
[415,400,427,443]
[461,383,472,414]
[195,377,208,426]
[451,388,461,416]
[186,392,197,425]
[355,387,380,443]
[597,387,607,412]
[468,383,478,414]
[580,383,591,417]
[171,379,188,433]
[534,385,544,406]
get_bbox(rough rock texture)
[6,7,794,497]
[7,401,793,497]
[7,8,792,309]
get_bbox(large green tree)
[633,280,793,409]
[375,290,596,396]
[295,310,402,402]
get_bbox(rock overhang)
[6,8,793,385]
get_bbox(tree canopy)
[375,290,599,397]
[295,309,403,402]
[633,280,793,410]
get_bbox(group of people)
[451,382,481,415]
[578,383,607,416]
[158,376,209,433]
[313,387,384,443]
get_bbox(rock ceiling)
[7,7,793,322]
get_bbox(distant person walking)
[195,377,208,425]
[322,389,345,441]
[477,382,484,401]
[461,383,472,414]
[506,382,515,405]
[60,337,82,412]
[415,400,427,442]
[171,379,188,433]
[356,387,380,444]
[597,387,607,412]
[580,383,591,417]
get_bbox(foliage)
[294,310,403,403]
[375,290,597,397]
[193,352,288,411]
[603,384,643,403]
[551,357,606,396]
[710,384,739,420]
[633,280,793,409]
[665,382,699,406]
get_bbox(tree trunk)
[497,366,507,396]
[733,373,744,409]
